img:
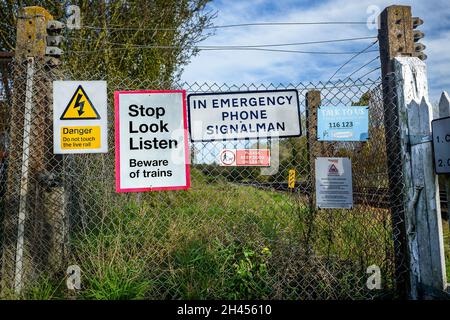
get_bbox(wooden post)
[378,5,416,299]
[306,90,321,200]
[1,6,66,295]
[394,56,447,298]
[304,90,321,250]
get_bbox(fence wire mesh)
[0,58,408,299]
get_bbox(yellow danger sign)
[288,169,296,189]
[60,85,101,120]
[61,126,101,150]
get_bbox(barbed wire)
[343,55,380,80]
[358,66,381,79]
[326,40,379,83]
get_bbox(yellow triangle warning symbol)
[60,85,101,120]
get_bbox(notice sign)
[219,149,270,166]
[115,90,190,192]
[187,90,301,141]
[315,157,353,209]
[317,105,369,141]
[432,116,450,174]
[53,81,107,153]
[288,169,296,189]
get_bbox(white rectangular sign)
[432,116,450,174]
[187,90,301,141]
[115,90,190,192]
[315,157,353,209]
[53,81,108,154]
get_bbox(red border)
[114,90,191,193]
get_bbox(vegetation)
[0,0,215,83]
[443,218,450,280]
[3,168,396,300]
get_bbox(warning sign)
[315,157,353,209]
[219,149,270,166]
[60,126,101,150]
[60,85,101,120]
[53,81,108,154]
[115,90,190,192]
[288,169,296,189]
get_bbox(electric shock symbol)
[60,85,101,120]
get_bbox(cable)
[344,55,380,80]
[79,21,377,32]
[201,36,377,48]
[199,47,378,55]
[326,40,379,83]
[358,66,381,79]
[208,21,377,28]
[70,35,377,49]
[69,45,379,55]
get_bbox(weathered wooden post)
[438,92,450,230]
[393,57,447,298]
[305,90,322,205]
[378,4,422,298]
[1,6,66,296]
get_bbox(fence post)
[393,57,447,298]
[305,90,321,201]
[1,6,65,295]
[438,92,450,231]
[378,4,416,298]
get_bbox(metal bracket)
[45,46,63,56]
[408,134,432,146]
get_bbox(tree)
[0,0,215,83]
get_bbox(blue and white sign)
[317,105,369,141]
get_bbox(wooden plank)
[438,91,450,289]
[395,56,447,298]
[14,57,34,294]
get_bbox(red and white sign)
[219,149,270,166]
[115,90,190,192]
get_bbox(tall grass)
[15,168,395,299]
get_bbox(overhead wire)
[68,45,379,55]
[0,19,384,80]
[78,21,378,32]
[69,35,377,49]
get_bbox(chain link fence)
[0,58,408,299]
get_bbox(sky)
[182,0,450,103]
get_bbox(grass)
[9,168,396,300]
[442,218,450,281]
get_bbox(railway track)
[235,181,449,214]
